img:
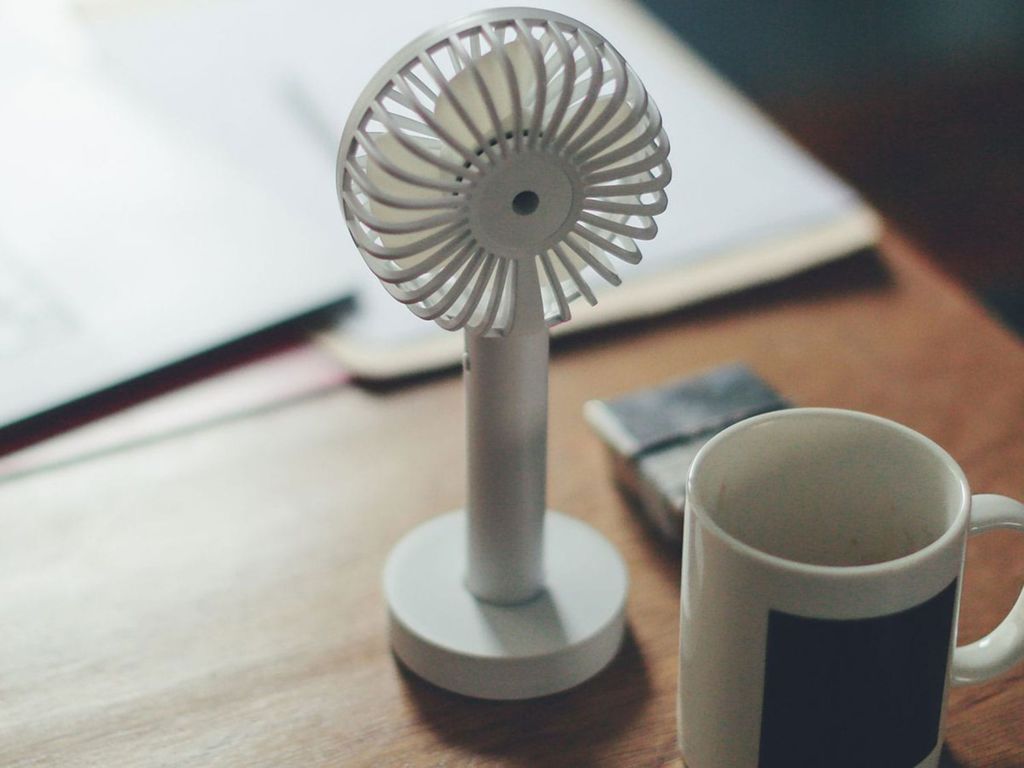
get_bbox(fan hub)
[467,151,581,260]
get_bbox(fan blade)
[364,132,450,205]
[550,243,598,305]
[432,38,534,150]
[362,133,462,261]
[562,94,636,160]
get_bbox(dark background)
[642,1,1024,334]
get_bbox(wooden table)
[2,232,1022,767]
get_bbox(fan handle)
[465,258,548,603]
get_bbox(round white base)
[384,510,629,700]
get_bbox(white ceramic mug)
[678,408,1024,768]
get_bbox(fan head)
[337,7,671,336]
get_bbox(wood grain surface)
[1,232,1022,767]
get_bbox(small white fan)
[338,6,670,699]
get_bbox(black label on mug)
[758,579,957,768]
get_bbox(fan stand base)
[384,509,628,700]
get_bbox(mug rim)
[686,407,971,577]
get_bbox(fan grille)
[337,8,671,335]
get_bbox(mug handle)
[952,494,1024,686]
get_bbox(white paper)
[0,5,353,424]
[85,0,878,376]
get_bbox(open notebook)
[90,0,878,380]
[0,7,353,429]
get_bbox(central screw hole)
[512,190,539,216]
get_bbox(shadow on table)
[399,624,652,767]
[940,743,967,767]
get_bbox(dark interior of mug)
[691,411,966,566]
